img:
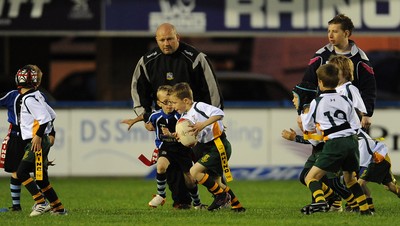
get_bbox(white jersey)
[181,102,224,143]
[336,82,370,166]
[336,82,367,115]
[303,91,359,140]
[358,129,388,167]
[300,113,323,146]
[20,90,56,140]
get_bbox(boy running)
[358,130,400,203]
[282,81,358,213]
[122,85,205,209]
[169,82,245,212]
[301,64,371,215]
[330,55,399,212]
[0,65,54,212]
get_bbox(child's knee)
[189,167,197,177]
[183,173,196,186]
[16,170,29,182]
[157,164,167,173]
[357,178,367,186]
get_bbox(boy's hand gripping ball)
[175,118,197,147]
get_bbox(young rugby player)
[15,65,67,216]
[301,64,371,215]
[282,81,359,213]
[169,82,245,212]
[121,85,206,209]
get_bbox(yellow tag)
[35,149,43,180]
[303,133,324,141]
[214,137,233,182]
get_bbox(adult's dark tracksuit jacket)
[303,40,376,117]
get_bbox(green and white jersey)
[303,91,359,140]
[337,81,371,167]
[20,90,56,140]
[181,102,224,143]
[336,81,367,115]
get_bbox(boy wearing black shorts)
[122,85,205,209]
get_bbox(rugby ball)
[175,118,197,147]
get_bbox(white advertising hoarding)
[0,108,399,178]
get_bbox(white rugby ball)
[175,118,197,147]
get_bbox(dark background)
[1,36,399,104]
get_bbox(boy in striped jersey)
[0,88,25,212]
[301,64,371,215]
[122,85,205,209]
[0,65,55,212]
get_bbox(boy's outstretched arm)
[121,115,144,131]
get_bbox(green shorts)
[21,136,51,164]
[360,159,395,184]
[197,135,232,177]
[304,151,341,179]
[314,135,359,173]
[303,143,324,169]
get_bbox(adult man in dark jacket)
[303,14,376,130]
[131,23,223,209]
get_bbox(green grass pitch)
[0,177,399,225]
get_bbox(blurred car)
[367,50,400,101]
[216,71,292,102]
[52,71,97,101]
[52,70,292,106]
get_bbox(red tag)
[0,125,11,168]
[138,149,159,167]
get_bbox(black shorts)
[158,149,193,173]
[360,160,394,185]
[4,133,27,173]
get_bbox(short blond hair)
[329,55,354,82]
[156,85,172,98]
[170,82,193,101]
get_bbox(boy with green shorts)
[121,85,205,209]
[358,129,400,208]
[169,82,245,212]
[301,64,371,215]
[282,81,358,213]
[15,65,67,216]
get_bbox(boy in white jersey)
[331,55,367,118]
[301,64,371,215]
[331,56,400,210]
[0,65,56,212]
[121,85,205,210]
[169,82,245,212]
[14,65,67,217]
[358,130,400,201]
[282,81,359,213]
[330,55,373,171]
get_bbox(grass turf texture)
[0,177,399,225]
